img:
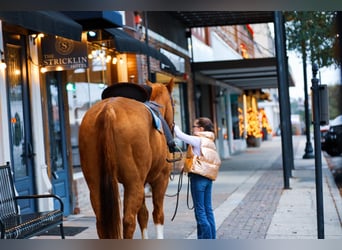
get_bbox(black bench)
[0,162,65,239]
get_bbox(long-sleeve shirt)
[173,125,201,156]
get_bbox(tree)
[285,11,338,68]
[284,11,338,159]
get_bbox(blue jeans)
[189,173,216,239]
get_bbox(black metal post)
[302,49,314,159]
[274,11,292,189]
[143,11,151,81]
[311,63,325,239]
[187,28,200,118]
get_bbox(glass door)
[4,32,36,213]
[46,71,71,215]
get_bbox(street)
[324,152,342,196]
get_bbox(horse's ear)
[146,80,153,87]
[166,78,175,93]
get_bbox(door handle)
[27,142,36,158]
[20,142,36,159]
[52,171,59,179]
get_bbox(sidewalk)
[34,135,342,239]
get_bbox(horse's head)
[147,79,175,130]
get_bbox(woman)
[174,117,221,239]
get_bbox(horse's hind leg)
[137,198,149,239]
[150,176,169,239]
[123,185,145,238]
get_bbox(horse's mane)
[149,83,165,101]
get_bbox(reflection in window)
[7,45,27,178]
[67,67,107,168]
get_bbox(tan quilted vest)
[189,131,221,181]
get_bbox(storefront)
[0,11,194,216]
[0,11,83,215]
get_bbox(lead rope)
[167,169,194,221]
[186,175,194,210]
[169,168,184,221]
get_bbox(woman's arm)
[174,125,201,156]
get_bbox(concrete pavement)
[34,135,342,239]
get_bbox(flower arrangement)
[238,107,244,138]
[246,107,262,138]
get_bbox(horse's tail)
[96,104,122,238]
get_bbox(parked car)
[322,115,342,156]
[320,124,330,148]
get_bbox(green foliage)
[284,11,339,68]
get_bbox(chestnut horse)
[78,80,175,239]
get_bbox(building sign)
[41,35,88,71]
[160,48,185,73]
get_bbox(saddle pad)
[144,103,162,133]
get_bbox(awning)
[192,57,295,90]
[0,11,82,41]
[168,11,275,27]
[61,11,123,30]
[106,28,178,75]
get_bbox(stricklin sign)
[41,35,88,71]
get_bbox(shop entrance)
[4,31,36,213]
[46,71,71,215]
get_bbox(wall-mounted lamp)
[31,33,45,45]
[88,31,97,37]
[106,55,111,63]
[88,48,108,60]
[0,50,6,70]
[40,67,47,73]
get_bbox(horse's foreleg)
[123,186,144,238]
[137,199,149,239]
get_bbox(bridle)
[163,92,183,163]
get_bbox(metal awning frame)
[192,57,295,90]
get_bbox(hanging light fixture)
[0,50,7,69]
